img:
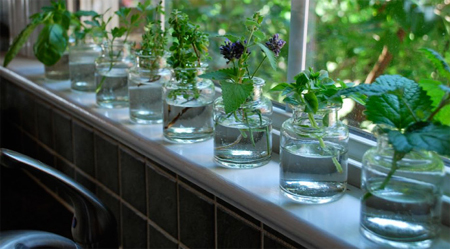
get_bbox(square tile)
[263,225,304,249]
[264,233,298,249]
[36,101,53,148]
[179,184,215,249]
[73,120,95,177]
[75,171,96,194]
[52,110,73,162]
[0,121,22,152]
[147,164,177,238]
[217,206,261,249]
[149,224,178,249]
[217,197,261,226]
[22,133,38,159]
[179,175,214,199]
[95,134,119,194]
[120,147,146,214]
[37,146,55,168]
[122,204,148,249]
[21,92,37,136]
[97,187,121,245]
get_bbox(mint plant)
[338,48,450,196]
[3,0,71,67]
[271,68,359,173]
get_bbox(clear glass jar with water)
[69,41,101,91]
[162,66,215,143]
[360,128,445,248]
[279,104,348,203]
[95,41,133,108]
[45,51,70,81]
[213,77,272,169]
[128,51,171,124]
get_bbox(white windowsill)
[1,57,450,248]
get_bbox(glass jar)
[213,77,272,169]
[95,41,133,108]
[279,104,348,203]
[360,128,445,248]
[128,52,171,124]
[69,41,102,91]
[162,66,215,143]
[45,51,69,81]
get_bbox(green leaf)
[398,122,450,156]
[111,27,127,38]
[253,30,265,41]
[365,81,432,130]
[75,10,98,17]
[199,68,236,80]
[388,130,413,153]
[221,81,254,114]
[244,19,259,28]
[419,79,444,108]
[256,42,277,70]
[270,83,290,92]
[304,92,318,113]
[434,105,450,126]
[420,48,450,80]
[337,75,415,98]
[33,24,68,66]
[3,22,40,67]
[283,95,300,106]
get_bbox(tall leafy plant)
[3,0,71,67]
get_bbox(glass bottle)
[162,66,215,143]
[128,51,171,124]
[279,104,348,203]
[45,51,69,81]
[69,40,102,91]
[95,41,133,108]
[360,128,445,248]
[213,77,272,169]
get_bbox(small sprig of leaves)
[166,9,209,100]
[139,1,167,68]
[4,0,71,67]
[271,68,355,173]
[95,4,150,93]
[200,12,284,115]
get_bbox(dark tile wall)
[0,78,306,249]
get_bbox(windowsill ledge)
[1,57,449,248]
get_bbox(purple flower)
[265,34,286,56]
[220,40,247,63]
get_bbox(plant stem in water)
[362,150,405,200]
[307,113,343,173]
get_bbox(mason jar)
[95,41,133,108]
[213,77,272,169]
[128,51,171,124]
[360,128,445,248]
[162,66,215,143]
[69,41,101,91]
[279,104,348,204]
